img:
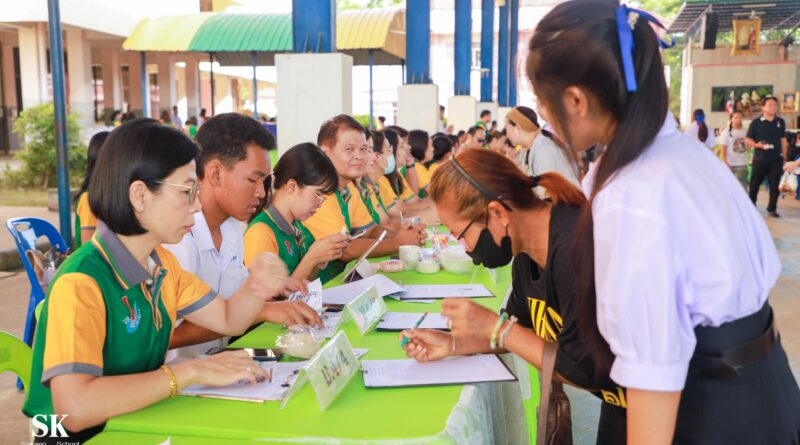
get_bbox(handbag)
[779,171,798,193]
[536,342,573,445]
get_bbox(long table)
[89,261,538,444]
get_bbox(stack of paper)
[322,274,405,305]
[361,355,516,388]
[394,284,494,300]
[376,312,450,331]
[180,361,306,402]
[288,279,323,312]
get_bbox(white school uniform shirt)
[583,116,781,392]
[685,122,716,149]
[163,212,249,360]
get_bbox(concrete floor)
[1,191,799,444]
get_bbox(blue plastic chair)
[5,217,68,389]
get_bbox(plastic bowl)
[443,255,473,274]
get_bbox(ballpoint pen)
[400,312,429,347]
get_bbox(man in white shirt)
[171,105,184,130]
[165,113,321,359]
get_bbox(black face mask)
[467,222,513,269]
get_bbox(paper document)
[180,361,306,401]
[361,355,516,388]
[317,312,343,338]
[377,312,450,331]
[387,294,434,304]
[395,284,494,300]
[288,278,323,312]
[322,274,405,305]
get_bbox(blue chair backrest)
[6,217,69,303]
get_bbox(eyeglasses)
[156,181,200,205]
[310,189,326,205]
[456,218,477,241]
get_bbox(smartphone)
[349,230,368,240]
[206,347,282,362]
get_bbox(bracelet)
[498,316,518,350]
[161,365,178,398]
[449,334,457,357]
[489,313,508,350]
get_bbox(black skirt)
[674,303,800,444]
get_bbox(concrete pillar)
[184,56,200,119]
[65,28,93,126]
[18,23,49,110]
[398,84,439,135]
[276,53,352,155]
[496,106,512,128]
[157,54,176,118]
[126,51,143,117]
[100,48,121,119]
[175,64,186,123]
[447,95,477,133]
[2,41,18,112]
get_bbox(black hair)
[270,143,338,195]
[527,0,669,377]
[378,116,386,123]
[195,112,275,179]
[384,125,408,138]
[381,129,404,195]
[457,130,466,137]
[318,114,366,148]
[448,134,459,147]
[762,96,778,106]
[479,109,491,118]
[89,119,199,235]
[728,110,743,133]
[426,136,453,168]
[693,109,708,143]
[370,130,386,153]
[200,108,207,117]
[467,126,483,136]
[408,130,430,162]
[75,131,110,205]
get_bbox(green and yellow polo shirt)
[23,221,217,418]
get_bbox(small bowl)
[416,259,441,274]
[443,256,473,274]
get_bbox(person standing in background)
[685,109,715,150]
[747,96,789,217]
[718,110,749,190]
[171,106,184,131]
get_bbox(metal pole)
[47,0,72,248]
[209,52,215,116]
[369,49,374,129]
[509,0,519,107]
[401,60,405,84]
[251,51,258,120]
[405,0,431,84]
[140,51,148,118]
[454,0,471,96]
[479,0,494,103]
[497,1,509,106]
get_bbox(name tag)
[345,284,387,335]
[303,331,360,410]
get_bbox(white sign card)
[344,285,387,335]
[288,278,323,312]
[300,331,360,410]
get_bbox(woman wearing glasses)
[401,149,626,443]
[244,143,350,283]
[23,119,304,444]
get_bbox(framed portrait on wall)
[782,92,799,113]
[732,19,761,55]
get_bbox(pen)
[400,312,429,347]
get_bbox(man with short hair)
[304,115,427,263]
[165,113,319,359]
[465,125,486,150]
[475,109,492,130]
[746,96,789,217]
[171,105,184,130]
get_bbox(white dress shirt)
[163,212,249,360]
[584,116,781,392]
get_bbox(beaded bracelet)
[498,315,518,350]
[489,313,508,350]
[161,365,178,398]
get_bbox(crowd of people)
[22,0,800,444]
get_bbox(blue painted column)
[140,52,148,118]
[480,0,494,102]
[497,1,509,106]
[406,0,431,84]
[47,0,72,248]
[292,0,335,52]
[454,0,471,95]
[251,51,258,119]
[509,0,519,106]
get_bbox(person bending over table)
[245,143,350,283]
[303,115,426,266]
[382,129,430,213]
[23,119,305,444]
[165,114,322,359]
[401,149,627,444]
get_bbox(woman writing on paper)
[401,149,626,443]
[23,119,306,444]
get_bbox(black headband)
[450,155,513,211]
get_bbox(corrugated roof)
[669,0,800,34]
[122,13,215,52]
[188,13,293,52]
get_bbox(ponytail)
[535,172,586,207]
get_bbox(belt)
[688,311,777,381]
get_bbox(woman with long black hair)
[527,1,800,443]
[686,108,715,149]
[73,131,109,248]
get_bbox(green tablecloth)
[97,261,537,444]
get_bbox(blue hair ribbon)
[616,4,676,93]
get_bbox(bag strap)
[537,341,558,445]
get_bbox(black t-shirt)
[505,204,624,405]
[747,115,786,160]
